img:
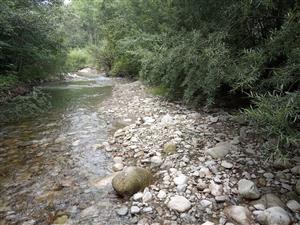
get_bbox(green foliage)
[65,48,91,72]
[0,0,67,86]
[0,88,52,123]
[243,92,300,158]
[69,0,297,158]
[0,75,19,92]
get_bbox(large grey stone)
[238,179,260,200]
[251,193,285,209]
[224,206,254,225]
[206,142,232,159]
[112,167,153,197]
[257,207,291,225]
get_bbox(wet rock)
[224,206,254,225]
[112,167,153,197]
[286,200,300,213]
[257,207,291,225]
[238,179,260,200]
[163,143,177,155]
[116,207,129,216]
[167,196,192,212]
[251,193,285,209]
[53,215,69,224]
[206,142,232,159]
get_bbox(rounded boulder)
[112,167,153,197]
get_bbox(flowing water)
[0,72,127,224]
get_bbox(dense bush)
[0,0,66,89]
[65,48,91,72]
[83,0,298,157]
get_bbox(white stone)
[286,200,300,213]
[257,207,291,225]
[209,181,223,196]
[174,174,188,186]
[113,157,123,164]
[151,156,163,167]
[199,167,211,178]
[200,200,212,208]
[221,161,233,169]
[112,163,124,172]
[143,117,155,124]
[133,192,143,201]
[142,190,152,203]
[116,207,128,216]
[142,207,153,213]
[130,206,140,214]
[161,114,174,126]
[177,184,187,192]
[202,222,215,225]
[167,196,192,212]
[157,190,167,200]
[238,179,260,199]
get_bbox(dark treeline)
[0,0,299,157]
[0,0,66,90]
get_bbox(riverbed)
[0,72,127,224]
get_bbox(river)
[0,72,127,224]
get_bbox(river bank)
[100,81,300,225]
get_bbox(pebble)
[131,206,141,214]
[116,207,129,216]
[221,161,233,169]
[286,200,300,213]
[167,196,192,212]
[174,174,188,186]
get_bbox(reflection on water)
[0,73,127,224]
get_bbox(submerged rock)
[112,166,153,197]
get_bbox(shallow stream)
[0,72,126,224]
